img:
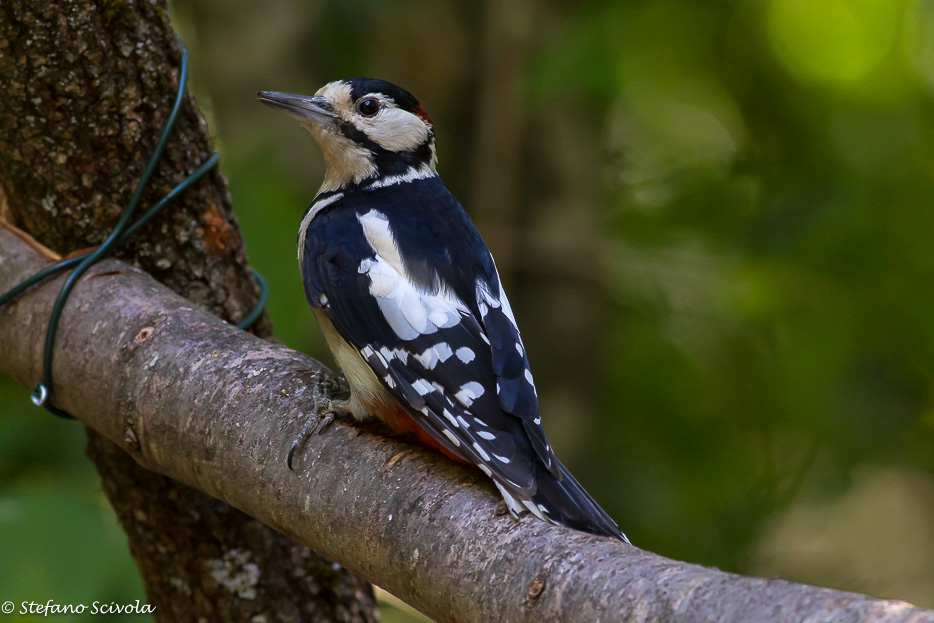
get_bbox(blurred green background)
[3,0,934,620]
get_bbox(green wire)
[238,269,269,330]
[0,37,267,419]
[0,153,220,307]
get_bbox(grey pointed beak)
[257,91,337,126]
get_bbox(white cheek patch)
[358,107,429,152]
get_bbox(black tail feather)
[531,458,629,542]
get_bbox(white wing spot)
[477,430,495,440]
[442,409,459,427]
[383,375,397,388]
[414,344,453,370]
[533,416,541,425]
[412,379,434,396]
[472,442,491,462]
[454,382,484,407]
[479,464,492,477]
[442,429,461,447]
[414,347,440,370]
[434,342,453,362]
[479,333,490,345]
[524,369,535,389]
[515,342,524,356]
[492,453,510,464]
[456,415,471,429]
[319,293,329,306]
[455,347,475,363]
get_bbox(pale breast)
[312,308,395,421]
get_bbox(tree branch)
[2,228,930,623]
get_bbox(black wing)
[301,196,555,497]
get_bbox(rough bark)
[2,227,932,623]
[0,2,377,621]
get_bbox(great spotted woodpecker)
[258,79,626,541]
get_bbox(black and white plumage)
[258,78,626,541]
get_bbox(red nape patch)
[413,103,432,124]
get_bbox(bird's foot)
[287,395,352,471]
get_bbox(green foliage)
[0,382,146,621]
[598,0,934,574]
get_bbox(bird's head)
[258,78,437,192]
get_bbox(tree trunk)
[0,2,377,621]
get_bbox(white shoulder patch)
[358,210,404,275]
[356,217,470,341]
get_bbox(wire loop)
[0,36,266,420]
[31,383,48,407]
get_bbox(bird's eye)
[356,98,381,117]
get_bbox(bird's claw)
[287,399,348,471]
[286,437,304,472]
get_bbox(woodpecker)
[258,79,627,541]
